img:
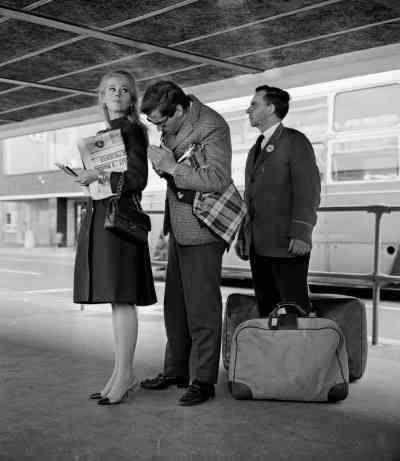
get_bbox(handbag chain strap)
[115,172,142,210]
[115,173,124,198]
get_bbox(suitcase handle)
[268,302,307,330]
[274,302,307,317]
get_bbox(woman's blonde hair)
[98,70,140,124]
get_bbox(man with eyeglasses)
[140,80,232,406]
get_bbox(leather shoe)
[179,381,215,406]
[140,373,189,390]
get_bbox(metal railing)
[147,205,400,345]
[312,205,400,345]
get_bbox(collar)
[186,95,200,123]
[261,122,281,145]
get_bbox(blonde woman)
[73,70,157,405]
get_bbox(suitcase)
[222,292,367,381]
[228,303,349,402]
[222,293,259,370]
[310,293,367,381]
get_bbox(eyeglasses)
[146,115,169,127]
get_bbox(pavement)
[1,246,400,461]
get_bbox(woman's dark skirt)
[73,198,157,306]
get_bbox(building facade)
[0,108,104,247]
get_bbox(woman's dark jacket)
[73,117,157,305]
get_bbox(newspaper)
[77,128,127,200]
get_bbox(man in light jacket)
[140,81,232,406]
[236,85,321,316]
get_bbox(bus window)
[313,143,326,183]
[334,84,400,131]
[285,96,328,139]
[330,137,399,182]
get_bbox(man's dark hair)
[141,81,191,117]
[255,85,290,120]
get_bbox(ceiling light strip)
[102,0,199,27]
[0,0,55,24]
[0,77,96,96]
[0,36,84,69]
[176,0,346,46]
[136,63,205,81]
[41,51,150,83]
[0,94,77,116]
[228,16,400,60]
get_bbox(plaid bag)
[192,182,247,246]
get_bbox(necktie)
[253,134,265,164]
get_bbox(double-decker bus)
[204,69,400,281]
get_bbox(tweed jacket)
[239,123,321,257]
[162,95,232,246]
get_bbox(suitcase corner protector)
[229,380,253,400]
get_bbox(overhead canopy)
[0,0,399,126]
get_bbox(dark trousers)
[250,249,311,317]
[163,234,225,384]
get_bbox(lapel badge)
[266,144,274,153]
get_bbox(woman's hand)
[75,170,100,186]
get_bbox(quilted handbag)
[104,175,151,244]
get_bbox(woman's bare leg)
[105,303,138,402]
[99,304,119,397]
